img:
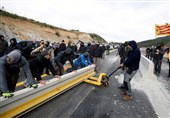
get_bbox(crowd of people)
[117,41,170,101]
[1,34,169,101]
[145,45,169,77]
[0,35,109,98]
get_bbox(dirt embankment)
[0,15,105,44]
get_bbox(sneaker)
[123,95,133,101]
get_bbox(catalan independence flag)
[155,23,170,36]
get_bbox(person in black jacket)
[101,44,106,59]
[119,40,141,101]
[78,42,87,54]
[0,35,8,57]
[153,44,165,76]
[54,47,74,75]
[59,40,66,52]
[93,43,102,72]
[6,38,22,54]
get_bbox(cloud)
[1,0,169,43]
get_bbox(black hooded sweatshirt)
[124,40,141,70]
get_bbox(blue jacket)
[124,41,141,70]
[74,54,91,69]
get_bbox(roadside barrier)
[0,65,95,118]
[139,55,155,79]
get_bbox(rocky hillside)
[0,10,107,44]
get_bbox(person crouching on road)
[54,47,74,75]
[74,52,92,70]
[0,50,38,98]
[119,40,141,101]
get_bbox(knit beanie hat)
[7,49,21,63]
[84,52,89,57]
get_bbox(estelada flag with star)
[155,23,170,36]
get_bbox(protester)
[29,41,59,84]
[153,44,165,77]
[93,43,102,72]
[168,48,170,77]
[0,50,38,98]
[106,45,110,55]
[119,40,141,101]
[145,47,150,59]
[101,44,106,59]
[0,35,8,57]
[118,41,129,64]
[86,42,95,63]
[74,52,92,70]
[6,38,22,54]
[78,42,87,54]
[71,43,77,53]
[149,46,154,61]
[53,42,60,57]
[54,47,74,75]
[59,40,66,52]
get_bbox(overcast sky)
[1,0,170,43]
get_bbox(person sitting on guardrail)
[119,40,141,101]
[153,44,165,77]
[73,52,92,70]
[0,49,38,98]
[54,47,74,75]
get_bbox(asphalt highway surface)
[20,50,169,118]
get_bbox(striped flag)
[155,23,170,36]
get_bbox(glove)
[2,92,14,98]
[29,84,38,89]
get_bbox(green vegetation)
[89,33,107,43]
[138,36,170,47]
[0,9,107,43]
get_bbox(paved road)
[21,51,170,118]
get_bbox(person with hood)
[6,38,22,54]
[0,50,38,98]
[74,52,92,70]
[119,40,141,101]
[0,35,8,57]
[78,42,87,54]
[54,47,74,75]
[59,40,66,52]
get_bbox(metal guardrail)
[0,65,96,118]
